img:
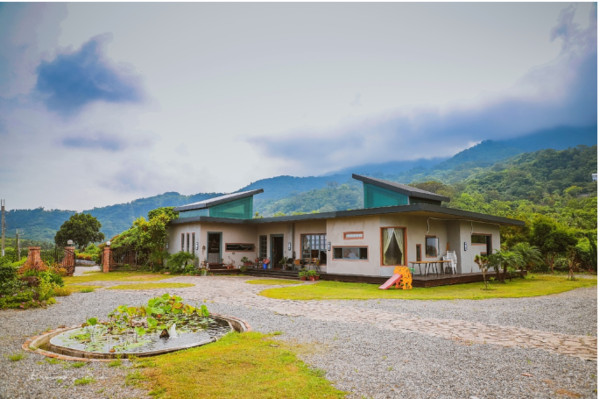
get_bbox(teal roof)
[352,174,450,206]
[174,189,263,212]
[175,189,263,220]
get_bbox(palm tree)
[488,250,524,282]
[511,242,542,273]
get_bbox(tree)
[487,250,524,283]
[529,216,578,273]
[474,254,490,290]
[511,242,542,272]
[55,213,104,250]
[111,207,178,271]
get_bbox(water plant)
[64,294,216,354]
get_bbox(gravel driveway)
[0,275,596,399]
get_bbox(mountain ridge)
[3,124,596,242]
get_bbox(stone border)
[23,313,251,362]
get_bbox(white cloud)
[0,3,595,211]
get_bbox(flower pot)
[309,276,316,281]
[300,276,307,281]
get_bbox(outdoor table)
[409,260,451,276]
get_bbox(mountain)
[261,145,598,218]
[436,125,597,171]
[4,192,221,243]
[3,124,596,243]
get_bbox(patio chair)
[443,251,457,274]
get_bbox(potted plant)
[241,256,253,267]
[307,270,319,281]
[298,270,307,281]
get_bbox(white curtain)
[394,228,404,265]
[383,228,394,256]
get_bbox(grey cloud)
[251,5,597,173]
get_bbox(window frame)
[380,226,407,266]
[332,246,369,260]
[224,243,255,252]
[425,236,439,258]
[301,233,327,264]
[343,231,364,240]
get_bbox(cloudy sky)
[0,3,596,211]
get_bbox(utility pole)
[1,199,5,257]
[15,229,20,261]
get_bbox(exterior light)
[327,242,331,251]
[106,241,111,246]
[67,240,74,246]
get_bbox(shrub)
[166,251,197,274]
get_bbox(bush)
[0,264,25,296]
[0,262,66,309]
[166,252,197,274]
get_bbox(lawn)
[246,279,303,286]
[141,332,345,399]
[108,282,195,290]
[64,271,171,286]
[259,274,597,300]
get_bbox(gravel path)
[0,275,596,399]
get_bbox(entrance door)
[207,232,222,265]
[270,235,284,269]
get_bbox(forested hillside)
[3,139,596,245]
[260,146,597,219]
[4,192,220,242]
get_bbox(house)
[167,174,524,277]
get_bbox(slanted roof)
[174,189,264,212]
[352,174,450,203]
[169,202,524,227]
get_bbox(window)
[333,247,368,260]
[181,233,184,252]
[259,235,267,259]
[301,234,327,265]
[381,227,406,266]
[344,231,364,240]
[186,233,190,253]
[225,243,255,251]
[416,244,422,262]
[192,233,196,255]
[472,234,492,255]
[425,236,438,257]
[471,234,488,244]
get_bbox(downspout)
[291,223,295,259]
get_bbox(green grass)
[107,283,195,291]
[67,285,102,292]
[65,361,86,369]
[6,352,24,362]
[126,370,147,387]
[65,271,170,286]
[259,274,597,300]
[73,376,95,386]
[142,332,346,399]
[107,359,122,367]
[246,279,303,286]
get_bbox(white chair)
[443,251,457,274]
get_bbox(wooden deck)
[241,268,526,287]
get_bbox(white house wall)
[457,221,501,273]
[168,222,258,266]
[167,214,502,276]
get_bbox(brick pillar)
[103,245,111,273]
[62,246,76,276]
[19,246,48,274]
